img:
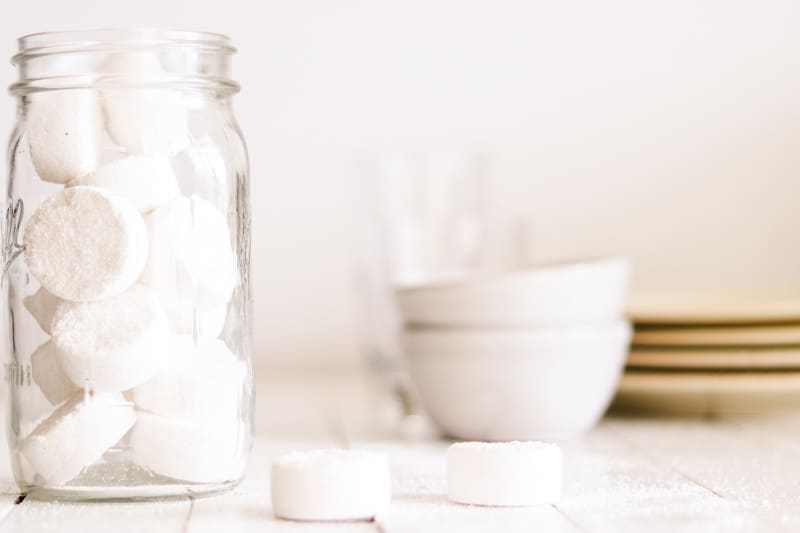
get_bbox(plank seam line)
[180,495,196,533]
[0,493,28,527]
[607,424,728,501]
[371,515,388,533]
[553,503,593,533]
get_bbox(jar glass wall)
[3,29,253,500]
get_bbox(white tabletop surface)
[1,369,800,532]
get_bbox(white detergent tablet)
[271,449,391,521]
[23,287,61,335]
[171,138,230,207]
[104,89,190,155]
[20,392,135,485]
[24,187,149,302]
[130,335,243,419]
[191,304,227,338]
[130,411,242,483]
[27,89,103,183]
[74,155,180,212]
[51,285,170,392]
[164,301,227,339]
[30,341,78,405]
[141,195,236,313]
[447,441,562,506]
[102,51,191,156]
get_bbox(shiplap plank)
[384,493,580,533]
[556,422,767,533]
[187,488,376,533]
[186,437,377,532]
[4,374,800,532]
[0,499,190,533]
[366,441,581,533]
[606,416,800,531]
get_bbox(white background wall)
[2,0,799,368]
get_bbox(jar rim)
[13,28,236,64]
[10,28,239,96]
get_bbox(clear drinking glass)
[352,150,488,390]
[3,29,253,500]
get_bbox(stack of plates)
[614,290,800,414]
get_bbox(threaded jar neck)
[10,28,239,95]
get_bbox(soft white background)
[2,1,799,369]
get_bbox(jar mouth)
[14,28,236,62]
[10,28,239,95]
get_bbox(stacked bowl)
[396,257,632,441]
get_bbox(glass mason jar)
[2,29,253,500]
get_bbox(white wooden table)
[1,370,800,532]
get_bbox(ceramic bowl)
[403,320,632,440]
[395,257,630,327]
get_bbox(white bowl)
[403,321,632,440]
[395,257,630,327]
